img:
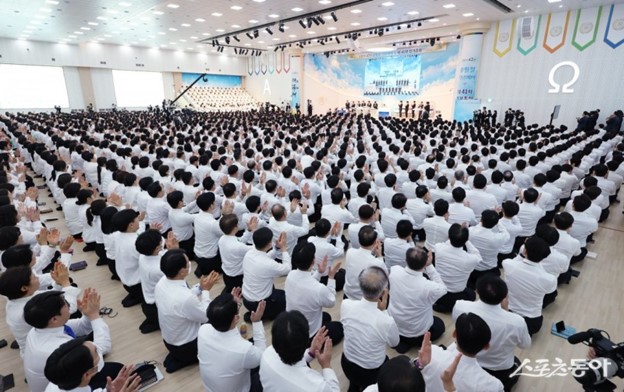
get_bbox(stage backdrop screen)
[112,70,165,108]
[364,56,421,93]
[0,64,69,109]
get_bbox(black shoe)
[194,268,203,278]
[394,341,410,354]
[243,312,252,323]
[96,259,108,266]
[56,206,63,211]
[121,295,141,308]
[163,354,190,373]
[10,340,19,349]
[111,274,120,281]
[139,320,160,334]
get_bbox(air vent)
[481,0,513,13]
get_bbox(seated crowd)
[0,107,622,392]
[186,86,259,112]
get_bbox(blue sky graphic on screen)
[304,42,459,101]
[182,73,242,88]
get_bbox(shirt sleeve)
[243,321,266,369]
[424,265,448,302]
[182,291,210,323]
[90,317,112,355]
[321,369,341,392]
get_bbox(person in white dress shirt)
[194,192,229,277]
[465,174,498,218]
[447,187,478,227]
[348,182,371,218]
[199,292,266,392]
[389,247,447,354]
[383,220,415,269]
[347,204,384,249]
[286,241,344,344]
[321,188,358,229]
[154,248,220,373]
[502,237,557,336]
[145,181,172,235]
[166,190,197,259]
[420,313,504,392]
[467,210,509,289]
[497,201,522,266]
[308,218,346,291]
[111,209,145,308]
[429,176,453,204]
[568,194,599,250]
[433,223,481,313]
[452,276,531,391]
[43,340,140,392]
[242,227,291,321]
[218,213,256,294]
[380,193,415,239]
[422,199,452,253]
[341,266,400,392]
[405,185,434,241]
[514,188,544,252]
[344,225,388,300]
[553,212,586,264]
[260,310,339,392]
[268,203,310,255]
[23,289,121,392]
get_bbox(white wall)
[162,72,175,101]
[477,5,624,128]
[90,68,116,110]
[246,53,294,106]
[63,67,84,110]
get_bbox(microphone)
[568,329,600,344]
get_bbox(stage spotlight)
[281,46,285,51]
[211,40,216,47]
[436,37,440,41]
[335,36,340,44]
[274,46,278,51]
[279,23,285,33]
[266,27,273,35]
[429,38,435,46]
[299,19,307,29]
[378,29,384,37]
[246,32,253,39]
[317,16,325,25]
[234,48,238,54]
[307,18,313,28]
[407,24,411,28]
[331,11,337,22]
[456,34,461,39]
[233,35,240,42]
[320,40,325,45]
[254,30,259,38]
[225,36,230,44]
[418,22,422,27]
[312,17,320,26]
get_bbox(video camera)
[568,328,624,391]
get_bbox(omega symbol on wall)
[548,61,580,94]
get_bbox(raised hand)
[276,232,287,251]
[331,221,342,237]
[316,338,333,369]
[418,331,432,368]
[231,287,242,304]
[441,353,462,391]
[106,365,141,392]
[37,227,50,246]
[51,262,71,287]
[165,231,179,250]
[59,235,74,253]
[328,261,342,279]
[247,216,259,232]
[317,255,328,275]
[250,300,265,323]
[300,201,308,215]
[200,271,220,291]
[222,200,235,215]
[78,288,101,320]
[310,326,328,355]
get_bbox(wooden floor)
[2,177,624,392]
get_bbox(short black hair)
[481,209,500,229]
[433,199,449,217]
[292,241,315,271]
[2,244,33,269]
[44,338,93,390]
[252,227,274,250]
[111,209,139,232]
[358,225,378,247]
[219,214,239,235]
[0,265,32,299]
[166,190,184,208]
[271,311,310,365]
[377,356,426,392]
[455,312,491,356]
[524,237,550,262]
[358,204,374,220]
[197,192,216,212]
[314,218,331,237]
[523,188,539,203]
[207,293,238,332]
[502,200,519,217]
[405,247,428,271]
[476,275,508,305]
[0,225,20,251]
[452,187,466,203]
[24,290,66,328]
[396,220,413,239]
[448,223,469,248]
[554,212,574,230]
[135,229,162,256]
[160,248,188,278]
[391,193,407,209]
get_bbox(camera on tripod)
[568,328,624,391]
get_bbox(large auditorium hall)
[1,1,624,392]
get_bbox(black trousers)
[310,312,344,345]
[95,243,107,264]
[90,362,124,390]
[107,257,119,280]
[140,302,160,332]
[523,315,543,336]
[243,289,286,321]
[178,236,195,260]
[570,247,588,264]
[320,269,346,292]
[497,252,516,268]
[163,338,198,373]
[558,269,573,285]
[223,273,244,294]
[599,208,610,223]
[396,316,445,351]
[341,353,387,392]
[433,288,476,314]
[121,283,144,307]
[467,267,501,290]
[513,236,527,254]
[542,290,558,309]
[484,357,522,392]
[195,253,222,277]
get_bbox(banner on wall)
[493,19,516,57]
[290,56,300,109]
[517,15,542,55]
[604,3,624,49]
[543,11,571,53]
[572,6,602,51]
[454,33,483,121]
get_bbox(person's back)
[344,226,386,300]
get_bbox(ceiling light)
[268,14,279,18]
[331,12,338,22]
[88,22,99,26]
[232,24,240,28]
[443,4,455,9]
[212,12,222,16]
[152,10,164,15]
[377,17,387,21]
[169,27,177,31]
[166,4,179,8]
[462,12,474,17]
[190,36,198,39]
[408,11,419,15]
[202,32,211,36]
[195,18,205,22]
[216,29,225,32]
[96,16,108,20]
[39,7,52,12]
[119,2,132,6]
[249,19,259,23]
[74,31,84,34]
[351,22,360,26]
[231,5,242,10]
[289,34,297,38]
[258,40,265,43]
[68,35,77,38]
[181,23,190,27]
[517,4,522,8]
[429,18,439,22]
[292,7,303,12]
[252,0,265,2]
[107,9,118,14]
[307,31,316,34]
[351,9,362,13]
[272,38,280,41]
[319,0,331,4]
[81,27,91,30]
[381,2,394,6]
[524,10,529,13]
[45,0,59,4]
[548,0,562,2]
[158,32,166,35]
[327,26,337,30]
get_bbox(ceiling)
[0,0,614,55]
